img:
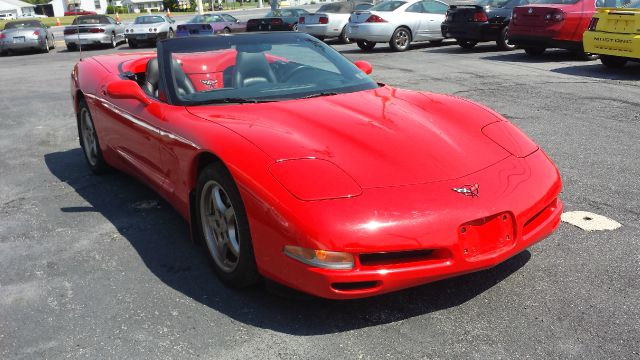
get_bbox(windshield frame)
[156,33,378,106]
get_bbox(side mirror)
[107,80,152,105]
[354,60,373,75]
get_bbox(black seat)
[143,58,160,97]
[143,58,196,98]
[233,52,277,88]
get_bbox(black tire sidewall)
[390,27,411,52]
[195,162,259,288]
[497,26,516,51]
[357,40,375,51]
[77,99,108,174]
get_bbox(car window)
[4,20,41,29]
[370,1,407,11]
[423,0,448,13]
[406,2,425,12]
[355,3,373,10]
[73,16,109,25]
[134,16,164,24]
[624,0,640,7]
[318,3,347,12]
[222,14,237,22]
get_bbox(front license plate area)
[459,212,515,261]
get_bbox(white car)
[0,13,17,20]
[124,15,176,48]
[20,13,48,19]
[298,1,373,44]
[347,0,449,52]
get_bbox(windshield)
[318,3,350,12]
[4,20,41,29]
[529,0,580,4]
[190,14,223,23]
[160,34,378,106]
[134,16,164,24]
[626,0,640,7]
[370,1,406,11]
[474,0,512,6]
[265,9,299,17]
[72,16,109,25]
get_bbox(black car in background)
[441,0,529,50]
[246,8,310,32]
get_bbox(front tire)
[524,47,545,56]
[77,98,108,174]
[196,162,259,288]
[128,39,138,48]
[600,55,627,68]
[67,43,77,52]
[496,26,516,51]
[339,26,350,44]
[389,27,411,52]
[356,39,376,51]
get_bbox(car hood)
[187,86,512,188]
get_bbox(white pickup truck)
[298,1,373,43]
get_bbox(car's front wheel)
[390,27,411,52]
[67,43,77,52]
[129,39,138,48]
[496,26,516,51]
[600,55,627,68]
[356,40,376,51]
[77,98,108,174]
[196,162,259,288]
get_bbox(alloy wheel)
[80,107,98,166]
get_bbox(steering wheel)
[281,65,316,83]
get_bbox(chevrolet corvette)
[70,33,562,299]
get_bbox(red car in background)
[64,8,97,16]
[508,0,597,59]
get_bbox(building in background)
[0,0,36,18]
[48,0,108,17]
[121,0,163,13]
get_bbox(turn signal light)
[299,16,305,24]
[366,14,387,23]
[544,10,564,21]
[0,33,5,39]
[89,28,105,33]
[319,16,329,24]
[588,17,599,31]
[33,30,40,36]
[271,18,284,25]
[284,246,354,270]
[64,28,78,35]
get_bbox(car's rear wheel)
[600,55,627,68]
[77,98,108,174]
[167,29,175,39]
[196,162,259,288]
[339,26,350,44]
[223,27,230,34]
[292,23,298,31]
[496,26,516,51]
[41,38,50,53]
[524,47,545,56]
[574,49,599,61]
[457,39,477,49]
[129,39,138,48]
[110,33,117,48]
[390,27,411,52]
[356,40,376,51]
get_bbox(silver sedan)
[63,15,125,51]
[125,15,176,48]
[0,20,55,55]
[347,0,449,51]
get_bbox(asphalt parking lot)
[1,33,639,359]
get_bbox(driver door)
[422,0,448,39]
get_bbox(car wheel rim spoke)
[200,180,240,272]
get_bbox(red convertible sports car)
[71,33,562,299]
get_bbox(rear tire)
[339,26,350,44]
[67,43,77,52]
[77,98,109,174]
[524,47,545,56]
[496,26,516,51]
[457,39,477,49]
[389,27,411,52]
[356,39,376,51]
[41,38,50,53]
[223,27,230,34]
[195,162,259,288]
[600,55,627,68]
[574,49,599,61]
[110,33,117,48]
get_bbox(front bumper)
[346,23,394,42]
[583,31,640,59]
[125,32,165,42]
[65,33,112,46]
[441,21,505,42]
[299,24,339,38]
[250,149,563,299]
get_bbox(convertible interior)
[120,49,348,103]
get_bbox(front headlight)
[284,245,354,270]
